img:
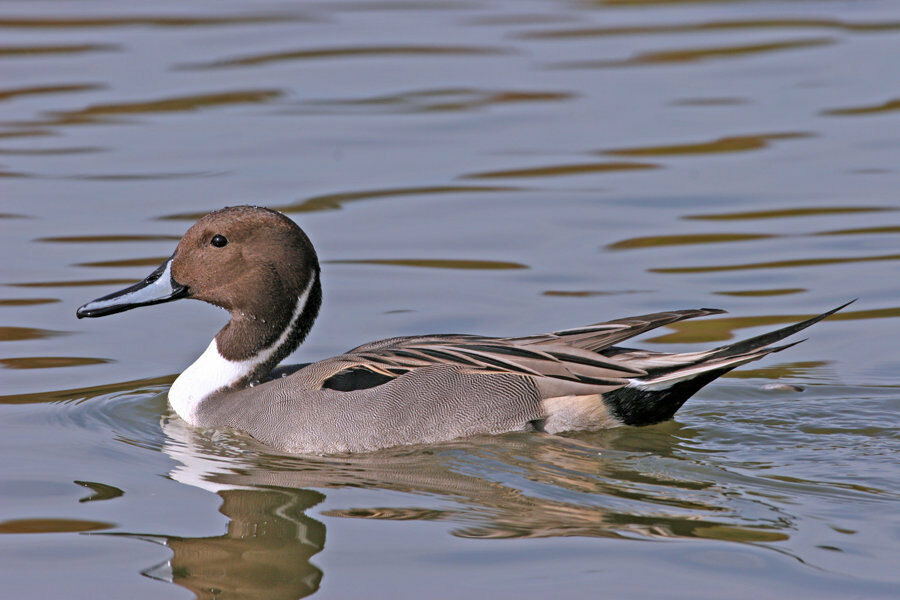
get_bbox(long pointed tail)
[704,299,854,360]
[602,300,853,426]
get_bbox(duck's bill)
[76,256,188,318]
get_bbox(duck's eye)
[210,234,228,248]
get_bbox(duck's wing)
[348,335,643,382]
[303,334,640,393]
[313,309,728,393]
[513,308,726,351]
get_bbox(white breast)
[168,274,314,424]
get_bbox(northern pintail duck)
[77,206,849,454]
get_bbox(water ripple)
[519,18,900,40]
[822,98,900,116]
[325,258,528,270]
[0,83,103,102]
[0,14,313,28]
[608,232,774,250]
[293,87,575,115]
[551,38,835,69]
[462,160,659,179]
[684,206,894,221]
[159,185,518,220]
[650,253,900,274]
[0,356,112,370]
[646,307,900,344]
[180,45,511,70]
[0,298,60,306]
[0,326,68,343]
[603,132,811,157]
[0,43,118,57]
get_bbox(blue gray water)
[1,1,898,598]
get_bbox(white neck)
[168,275,314,425]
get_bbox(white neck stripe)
[233,273,314,371]
[168,272,316,424]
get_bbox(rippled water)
[1,1,898,598]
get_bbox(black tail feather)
[706,299,855,360]
[601,301,853,426]
[604,366,733,426]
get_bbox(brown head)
[77,206,322,368]
[172,206,318,314]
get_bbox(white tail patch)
[541,394,622,433]
[628,353,761,391]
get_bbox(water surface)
[1,1,898,598]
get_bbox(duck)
[76,206,850,454]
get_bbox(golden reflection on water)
[297,87,575,114]
[60,90,282,116]
[0,84,103,102]
[0,374,175,405]
[0,356,112,370]
[0,14,309,28]
[671,97,748,106]
[323,506,446,520]
[714,288,806,297]
[464,13,580,26]
[684,206,894,220]
[608,225,900,251]
[463,160,659,179]
[66,171,220,181]
[70,255,528,271]
[0,326,68,342]
[0,298,60,306]
[8,278,138,288]
[815,225,900,236]
[325,258,529,270]
[519,18,900,39]
[12,90,283,129]
[0,43,118,56]
[553,38,834,68]
[75,257,166,268]
[0,518,113,534]
[651,252,900,274]
[603,132,810,156]
[722,361,828,380]
[276,185,516,213]
[762,474,885,496]
[543,289,648,297]
[0,131,53,141]
[160,185,518,220]
[182,45,511,70]
[608,232,773,250]
[822,98,900,116]
[37,234,181,243]
[648,307,900,343]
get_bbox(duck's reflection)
[130,416,789,599]
[155,488,325,600]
